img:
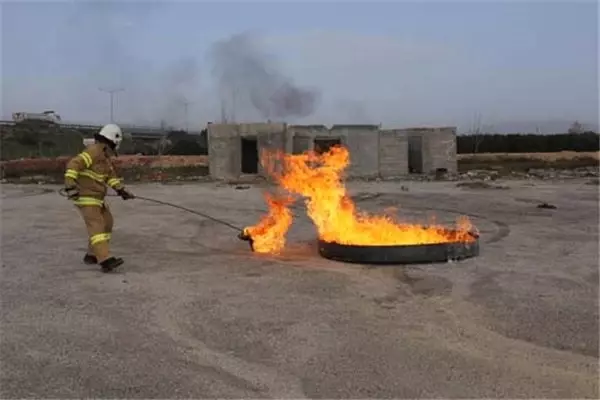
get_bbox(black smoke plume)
[209,32,320,121]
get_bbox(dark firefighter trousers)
[76,202,114,262]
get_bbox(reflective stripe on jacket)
[63,143,125,203]
[73,196,105,207]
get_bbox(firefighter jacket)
[64,143,125,207]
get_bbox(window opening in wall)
[314,137,341,154]
[241,137,259,174]
[408,135,424,174]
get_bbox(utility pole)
[231,87,238,123]
[99,87,125,123]
[180,99,193,132]
[220,98,228,123]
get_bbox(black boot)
[100,257,124,273]
[83,254,97,265]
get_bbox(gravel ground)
[1,178,598,398]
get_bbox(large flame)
[243,193,294,254]
[244,145,476,254]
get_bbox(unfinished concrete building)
[207,122,456,180]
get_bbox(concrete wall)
[287,125,329,154]
[331,125,380,178]
[405,127,457,174]
[287,124,381,178]
[208,122,456,180]
[207,123,240,180]
[252,123,287,177]
[428,127,457,174]
[208,122,287,180]
[379,129,409,177]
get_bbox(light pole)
[231,87,239,123]
[99,87,125,123]
[180,98,193,132]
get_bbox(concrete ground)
[1,178,598,398]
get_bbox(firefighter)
[63,123,135,272]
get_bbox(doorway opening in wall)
[241,137,259,174]
[408,135,424,173]
[314,137,341,154]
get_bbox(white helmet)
[97,123,123,149]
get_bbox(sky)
[1,0,598,133]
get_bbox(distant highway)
[0,120,203,140]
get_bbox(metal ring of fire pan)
[317,231,480,265]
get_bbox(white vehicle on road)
[12,110,62,124]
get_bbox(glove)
[117,188,135,200]
[64,186,79,200]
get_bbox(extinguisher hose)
[58,188,243,232]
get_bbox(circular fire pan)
[317,232,480,265]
